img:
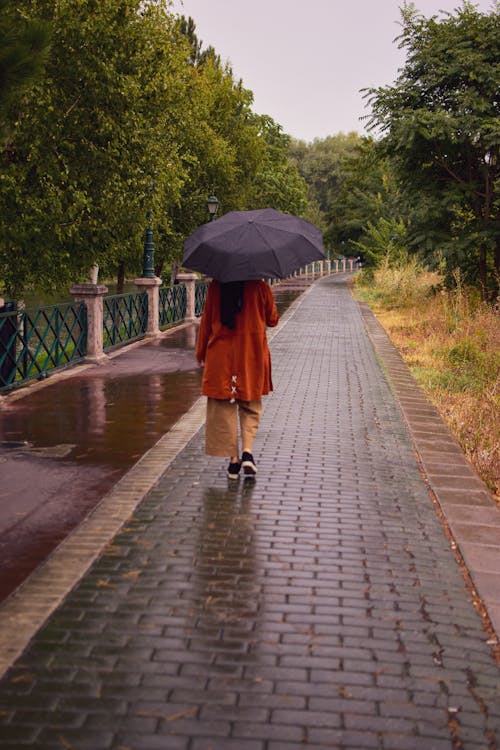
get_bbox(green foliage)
[290,133,362,243]
[249,115,307,214]
[351,216,408,266]
[289,133,407,262]
[365,1,500,294]
[0,4,308,296]
[332,138,405,261]
[0,0,50,131]
[1,0,188,294]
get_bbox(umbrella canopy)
[182,208,325,282]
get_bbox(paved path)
[0,276,499,749]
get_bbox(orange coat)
[196,280,279,401]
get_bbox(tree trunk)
[495,237,500,277]
[88,263,99,284]
[154,259,164,278]
[116,261,125,294]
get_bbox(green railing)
[195,280,209,316]
[159,284,187,329]
[103,292,148,350]
[0,302,87,391]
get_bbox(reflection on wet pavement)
[193,483,258,673]
[0,285,303,602]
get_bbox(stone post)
[334,260,339,273]
[70,283,109,364]
[177,272,198,322]
[348,258,354,272]
[134,276,162,336]
[326,260,332,274]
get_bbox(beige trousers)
[205,398,263,457]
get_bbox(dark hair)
[220,281,245,329]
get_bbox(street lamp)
[206,194,220,221]
[141,210,155,278]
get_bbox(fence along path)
[0,274,498,748]
[1,266,333,392]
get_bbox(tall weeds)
[355,262,499,501]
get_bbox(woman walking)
[196,279,279,479]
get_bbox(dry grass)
[354,264,500,501]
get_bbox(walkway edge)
[357,296,500,648]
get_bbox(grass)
[354,261,500,502]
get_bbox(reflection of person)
[196,279,279,479]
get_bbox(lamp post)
[206,194,219,221]
[142,210,155,278]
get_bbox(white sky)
[171,0,496,142]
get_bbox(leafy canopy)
[365,0,500,293]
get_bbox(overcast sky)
[171,0,496,143]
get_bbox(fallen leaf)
[338,688,353,698]
[136,707,197,722]
[121,570,142,581]
[165,707,198,722]
[97,579,115,588]
[10,673,34,684]
[58,736,76,750]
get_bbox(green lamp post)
[142,211,155,278]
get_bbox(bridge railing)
[0,261,355,393]
[195,280,209,316]
[159,285,187,329]
[0,301,87,391]
[103,292,148,350]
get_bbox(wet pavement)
[0,285,304,602]
[0,275,499,749]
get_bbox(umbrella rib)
[252,225,285,275]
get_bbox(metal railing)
[0,301,87,391]
[0,264,347,394]
[195,280,209,316]
[103,292,148,350]
[159,284,187,329]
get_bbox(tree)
[290,133,363,252]
[168,18,308,273]
[365,1,500,295]
[0,0,191,295]
[248,115,307,215]
[0,5,313,297]
[332,137,406,264]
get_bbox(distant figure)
[196,279,279,479]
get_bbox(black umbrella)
[182,208,325,282]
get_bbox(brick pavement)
[0,275,499,749]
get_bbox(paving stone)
[0,276,498,749]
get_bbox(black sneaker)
[227,461,241,480]
[241,452,257,478]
